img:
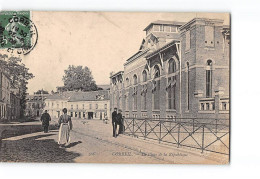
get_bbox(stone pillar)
[137,84,142,118]
[193,90,203,118]
[159,77,167,118]
[147,81,153,118]
[214,87,224,118]
[128,87,133,117]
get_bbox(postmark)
[0,11,38,55]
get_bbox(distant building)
[110,18,230,119]
[44,90,110,120]
[25,93,49,117]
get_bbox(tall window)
[133,74,138,85]
[154,65,160,78]
[206,60,213,98]
[142,70,147,82]
[168,58,176,74]
[125,78,129,87]
[96,104,98,109]
[167,77,176,110]
[153,65,160,110]
[167,59,177,110]
[133,87,137,111]
[141,84,147,110]
[186,62,190,110]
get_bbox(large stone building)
[10,88,21,120]
[110,18,230,119]
[44,90,110,120]
[0,68,11,121]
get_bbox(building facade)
[0,68,11,121]
[10,88,21,120]
[110,18,230,119]
[25,94,49,117]
[44,90,110,120]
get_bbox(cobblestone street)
[0,119,228,164]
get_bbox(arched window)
[125,78,129,87]
[133,74,138,85]
[154,65,160,78]
[206,60,213,98]
[142,70,147,82]
[168,58,176,74]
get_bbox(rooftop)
[144,20,186,31]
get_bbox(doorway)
[88,112,93,119]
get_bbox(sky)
[21,12,229,94]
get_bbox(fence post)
[144,118,147,140]
[215,119,218,134]
[201,125,205,153]
[177,122,180,148]
[159,120,161,144]
[132,118,135,137]
[192,118,195,133]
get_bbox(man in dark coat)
[40,110,51,133]
[117,109,124,135]
[112,108,118,137]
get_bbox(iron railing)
[123,118,229,155]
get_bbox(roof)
[68,90,110,102]
[144,20,186,31]
[146,40,179,59]
[179,18,224,31]
[110,71,124,78]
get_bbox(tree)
[35,89,49,94]
[0,54,34,118]
[60,65,98,92]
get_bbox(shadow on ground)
[0,134,80,163]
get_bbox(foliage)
[0,54,34,117]
[59,65,99,92]
[35,89,49,94]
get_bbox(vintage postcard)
[0,11,230,164]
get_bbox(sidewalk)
[0,119,229,164]
[71,119,229,164]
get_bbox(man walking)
[40,110,51,133]
[112,108,118,137]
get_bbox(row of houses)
[25,90,111,120]
[110,18,230,120]
[0,67,21,121]
[43,90,110,120]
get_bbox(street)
[0,119,228,164]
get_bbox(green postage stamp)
[0,11,38,55]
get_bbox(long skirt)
[58,123,70,145]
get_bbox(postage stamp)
[0,11,38,55]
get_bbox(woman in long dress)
[58,108,72,147]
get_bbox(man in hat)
[40,110,51,133]
[112,107,118,137]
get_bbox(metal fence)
[123,117,230,155]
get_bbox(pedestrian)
[58,108,72,147]
[40,110,51,133]
[112,107,118,137]
[117,109,124,135]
